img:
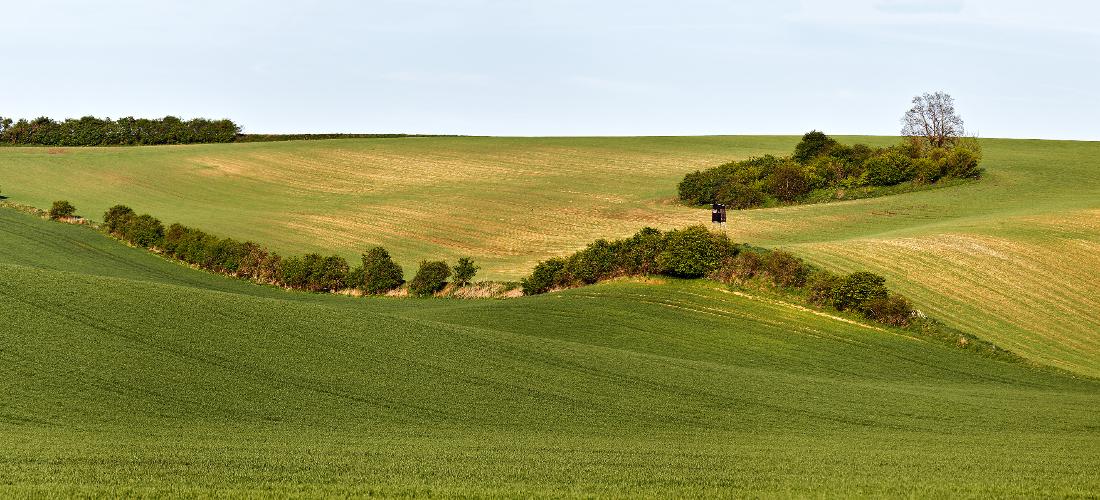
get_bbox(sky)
[2,0,1098,139]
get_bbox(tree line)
[0,116,240,146]
[679,92,983,209]
[95,203,479,296]
[522,225,915,328]
[0,114,459,146]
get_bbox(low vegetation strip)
[678,93,983,209]
[0,114,452,146]
[678,130,983,209]
[522,225,1026,361]
[0,115,240,145]
[21,196,1029,363]
[55,201,514,298]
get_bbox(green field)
[2,136,1098,377]
[2,208,1098,497]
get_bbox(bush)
[314,255,350,292]
[566,239,617,284]
[833,271,888,312]
[806,270,843,307]
[677,170,717,206]
[762,250,809,288]
[103,205,135,233]
[716,250,762,283]
[716,183,766,209]
[361,246,404,294]
[279,254,314,290]
[346,266,365,290]
[409,260,452,296]
[619,227,665,275]
[940,149,983,179]
[863,294,914,327]
[522,257,567,295]
[48,200,76,220]
[121,214,165,248]
[862,152,915,186]
[910,157,942,184]
[766,161,811,202]
[657,226,736,278]
[452,257,479,286]
[793,130,839,164]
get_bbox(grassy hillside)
[1,136,1097,377]
[1,209,1098,497]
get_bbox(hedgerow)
[409,261,452,296]
[678,131,984,209]
[0,115,239,146]
[523,225,918,329]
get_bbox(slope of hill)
[1,136,1097,377]
[1,208,1099,497]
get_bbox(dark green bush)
[724,250,763,283]
[793,130,839,164]
[346,266,365,290]
[566,239,618,284]
[361,246,404,294]
[103,205,135,233]
[911,157,942,184]
[121,214,165,248]
[677,170,718,206]
[619,227,665,275]
[409,260,452,296]
[279,255,315,290]
[762,250,809,288]
[862,152,915,186]
[314,255,350,292]
[522,257,567,295]
[940,149,983,179]
[863,294,914,326]
[833,271,888,312]
[806,270,843,307]
[766,160,812,201]
[657,225,736,278]
[452,257,479,286]
[716,183,766,209]
[48,200,76,220]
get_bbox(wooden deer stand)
[711,203,727,228]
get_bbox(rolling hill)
[2,136,1098,377]
[1,207,1098,497]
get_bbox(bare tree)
[901,91,965,148]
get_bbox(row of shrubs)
[97,203,479,296]
[678,131,984,209]
[522,225,916,327]
[0,116,240,146]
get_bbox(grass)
[6,135,1096,377]
[1,209,1098,497]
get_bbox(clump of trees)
[409,261,452,296]
[679,93,982,209]
[0,115,240,146]
[361,247,405,294]
[48,200,77,219]
[99,204,481,297]
[523,225,916,328]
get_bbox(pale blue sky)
[2,0,1098,139]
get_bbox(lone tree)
[48,200,76,220]
[902,91,965,148]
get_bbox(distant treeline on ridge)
[0,115,442,146]
[0,115,240,146]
